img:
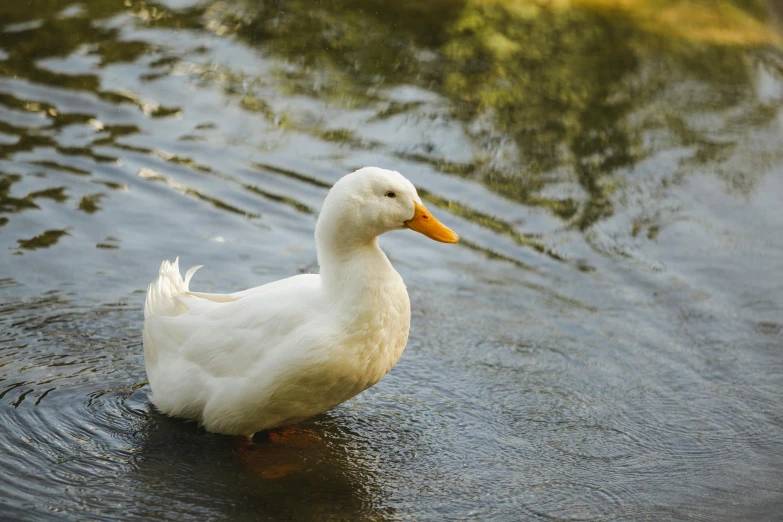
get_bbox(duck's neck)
[317,232,399,299]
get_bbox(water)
[1,0,782,519]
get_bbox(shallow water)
[1,0,783,519]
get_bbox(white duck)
[143,167,459,437]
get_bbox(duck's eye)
[385,191,396,198]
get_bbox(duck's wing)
[143,259,322,379]
[181,276,323,378]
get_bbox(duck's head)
[317,167,459,247]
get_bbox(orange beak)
[404,201,459,243]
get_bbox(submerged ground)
[1,0,782,520]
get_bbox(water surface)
[1,0,783,520]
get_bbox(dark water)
[1,0,783,519]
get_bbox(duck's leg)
[267,426,300,441]
[233,434,255,450]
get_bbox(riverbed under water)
[1,0,782,520]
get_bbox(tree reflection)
[218,0,780,229]
[1,0,780,234]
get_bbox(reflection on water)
[1,0,783,520]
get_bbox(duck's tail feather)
[144,257,203,318]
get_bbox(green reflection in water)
[1,173,69,225]
[212,0,780,230]
[0,0,781,252]
[78,193,105,214]
[17,228,70,250]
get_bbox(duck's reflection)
[132,393,393,520]
[234,427,326,479]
